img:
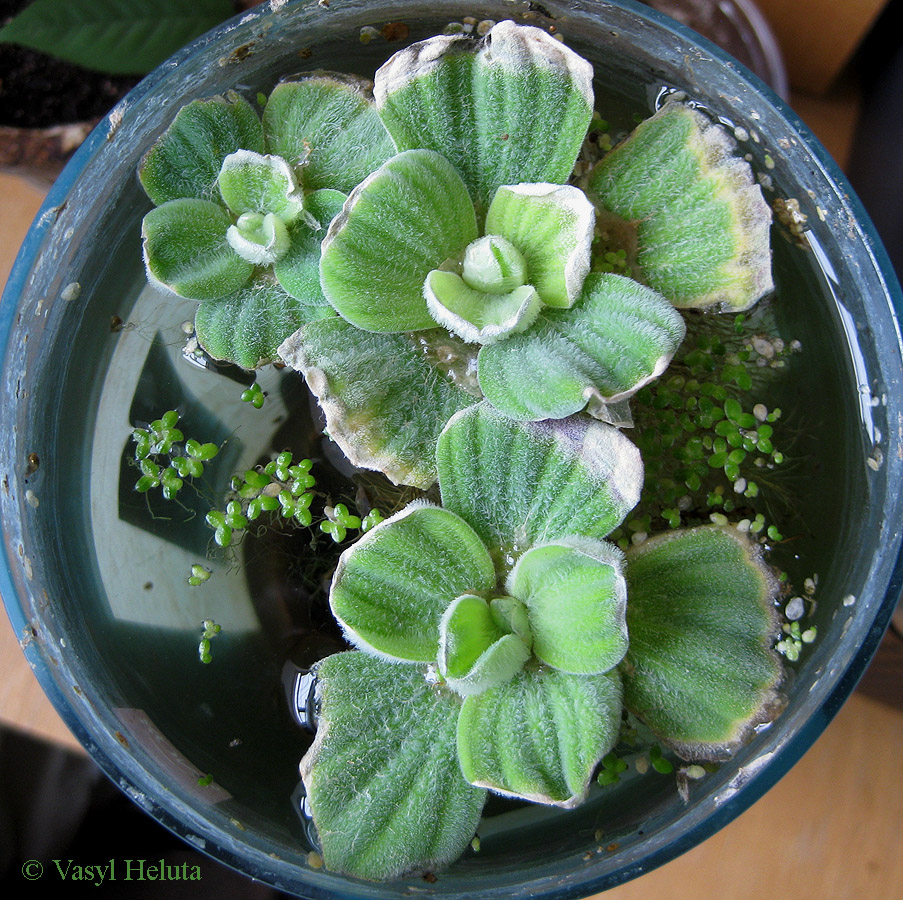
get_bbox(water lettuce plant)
[300,405,781,879]
[280,22,769,488]
[138,74,394,367]
[132,16,788,887]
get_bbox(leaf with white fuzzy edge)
[622,524,783,761]
[484,183,594,309]
[300,651,486,881]
[438,594,531,696]
[329,502,496,663]
[263,73,395,193]
[141,199,253,300]
[194,278,310,369]
[477,272,686,421]
[226,213,290,266]
[139,91,264,206]
[374,21,593,216]
[274,188,346,307]
[437,402,643,552]
[424,271,541,345]
[279,320,475,489]
[588,102,773,311]
[508,537,628,675]
[456,666,622,806]
[217,150,304,224]
[320,149,478,333]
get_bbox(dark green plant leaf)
[319,149,478,333]
[141,198,252,300]
[456,667,622,806]
[194,279,310,369]
[263,74,396,193]
[622,525,783,760]
[301,652,486,880]
[477,273,686,421]
[436,403,643,552]
[139,92,265,205]
[279,320,476,488]
[375,20,593,216]
[508,538,628,675]
[0,0,234,76]
[329,503,496,663]
[588,102,773,311]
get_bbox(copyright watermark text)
[20,858,203,885]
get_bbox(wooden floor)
[2,80,902,899]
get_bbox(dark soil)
[0,43,139,128]
[0,0,139,127]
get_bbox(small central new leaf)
[227,212,290,265]
[438,594,531,696]
[461,235,528,293]
[440,594,506,677]
[218,149,305,225]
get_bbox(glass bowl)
[2,1,901,897]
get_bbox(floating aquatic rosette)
[301,405,641,879]
[138,76,394,367]
[281,23,689,487]
[301,405,783,880]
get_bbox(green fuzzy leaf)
[279,320,475,488]
[330,503,496,662]
[508,539,628,675]
[588,102,773,310]
[273,189,346,307]
[139,92,265,205]
[226,212,290,266]
[263,74,395,193]
[320,149,478,333]
[300,652,486,880]
[622,525,783,760]
[0,0,234,76]
[438,595,531,695]
[374,21,593,216]
[439,594,503,677]
[437,403,643,552]
[141,199,253,300]
[217,150,304,223]
[194,279,310,369]
[477,273,686,421]
[490,596,532,645]
[456,667,622,806]
[484,183,594,308]
[424,271,541,345]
